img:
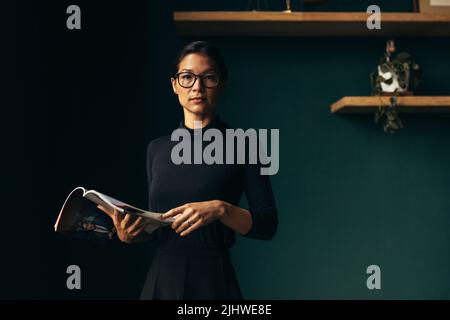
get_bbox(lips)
[190,97,206,102]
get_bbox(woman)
[98,41,278,299]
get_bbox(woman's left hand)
[160,200,227,237]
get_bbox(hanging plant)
[374,93,403,134]
[370,39,422,133]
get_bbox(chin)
[187,103,213,116]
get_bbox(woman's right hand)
[97,205,150,243]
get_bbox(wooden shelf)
[173,11,450,36]
[331,96,450,113]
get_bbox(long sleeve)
[241,163,278,241]
[144,140,162,243]
[146,140,154,211]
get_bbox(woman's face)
[171,53,223,117]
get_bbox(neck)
[183,110,215,129]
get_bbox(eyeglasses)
[173,71,220,88]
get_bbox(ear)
[171,77,178,95]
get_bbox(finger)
[171,209,194,230]
[129,223,150,237]
[127,216,144,232]
[180,219,203,237]
[161,207,184,220]
[115,210,125,223]
[175,213,199,234]
[127,217,148,234]
[124,214,140,229]
[161,204,188,220]
[120,214,137,229]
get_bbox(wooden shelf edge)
[331,96,450,113]
[174,11,450,36]
[174,11,450,22]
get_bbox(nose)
[191,75,205,92]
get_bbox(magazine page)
[84,190,175,223]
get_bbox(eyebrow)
[179,68,217,73]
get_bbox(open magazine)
[54,187,174,244]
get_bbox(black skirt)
[140,244,243,300]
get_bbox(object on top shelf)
[247,0,327,13]
[413,0,420,12]
[284,0,292,13]
[419,0,450,14]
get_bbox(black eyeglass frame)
[172,71,221,89]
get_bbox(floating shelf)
[173,11,450,37]
[331,96,450,113]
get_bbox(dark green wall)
[218,37,450,299]
[6,0,450,299]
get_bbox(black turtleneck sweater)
[146,115,278,248]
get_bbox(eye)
[204,74,218,81]
[180,73,194,81]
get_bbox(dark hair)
[173,41,228,82]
